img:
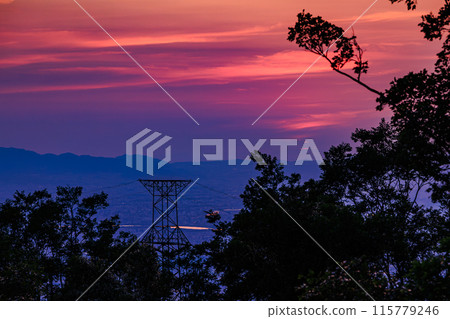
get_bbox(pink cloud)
[0,0,444,157]
[273,110,381,131]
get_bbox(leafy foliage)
[192,0,449,301]
[288,10,369,82]
[389,0,417,10]
[0,187,172,300]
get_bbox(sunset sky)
[0,0,443,161]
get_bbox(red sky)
[0,0,443,160]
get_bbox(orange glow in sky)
[0,0,444,157]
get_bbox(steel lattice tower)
[138,179,191,263]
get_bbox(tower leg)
[138,179,192,299]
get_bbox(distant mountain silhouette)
[0,147,322,243]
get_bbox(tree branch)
[332,68,383,96]
[321,53,382,96]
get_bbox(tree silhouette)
[287,10,378,95]
[0,187,172,300]
[195,0,449,300]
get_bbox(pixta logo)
[193,138,324,166]
[126,129,324,176]
[126,128,172,176]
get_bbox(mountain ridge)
[0,147,322,243]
